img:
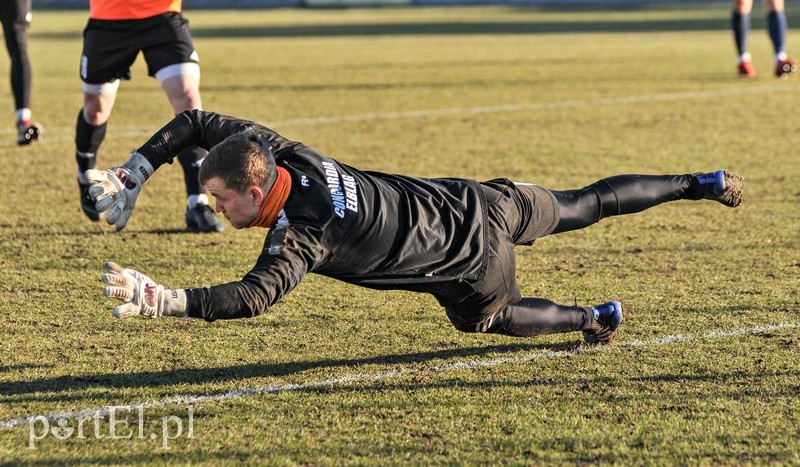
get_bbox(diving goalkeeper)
[86,110,744,345]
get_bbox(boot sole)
[721,172,744,208]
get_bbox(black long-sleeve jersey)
[137,110,494,321]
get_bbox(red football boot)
[775,58,798,78]
[738,60,757,78]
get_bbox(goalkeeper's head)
[199,130,280,229]
[201,130,277,194]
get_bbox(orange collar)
[247,167,292,229]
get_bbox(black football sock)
[75,109,106,175]
[767,11,787,57]
[732,10,750,57]
[177,146,208,197]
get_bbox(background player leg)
[161,72,223,232]
[76,87,116,221]
[732,0,756,76]
[0,0,40,144]
[766,0,797,78]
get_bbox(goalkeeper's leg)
[551,171,743,234]
[479,298,625,345]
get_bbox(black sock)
[732,10,750,56]
[177,146,208,196]
[75,109,106,174]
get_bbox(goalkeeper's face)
[204,176,263,229]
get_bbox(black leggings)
[0,0,32,110]
[485,173,696,338]
[484,298,593,336]
[552,174,693,234]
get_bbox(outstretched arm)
[85,110,301,231]
[101,225,325,321]
[134,110,299,169]
[101,261,188,318]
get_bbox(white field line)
[267,85,796,127]
[1,322,797,429]
[0,85,794,149]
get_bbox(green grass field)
[1,4,799,464]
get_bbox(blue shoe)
[695,170,743,208]
[582,301,624,345]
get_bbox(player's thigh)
[441,240,521,333]
[485,181,558,246]
[733,0,754,12]
[141,13,199,79]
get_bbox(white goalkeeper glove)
[85,151,154,231]
[101,262,187,318]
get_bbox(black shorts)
[80,12,197,84]
[424,180,559,332]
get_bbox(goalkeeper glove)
[101,262,187,318]
[85,151,154,231]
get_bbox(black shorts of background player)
[0,0,41,145]
[75,5,223,233]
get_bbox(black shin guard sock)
[732,10,749,56]
[75,109,106,173]
[177,146,208,196]
[553,174,694,233]
[6,24,31,110]
[485,298,593,337]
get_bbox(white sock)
[738,52,752,64]
[16,108,31,123]
[776,51,788,62]
[187,193,209,209]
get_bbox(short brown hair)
[199,130,277,193]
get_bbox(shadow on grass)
[7,369,798,464]
[0,364,54,373]
[0,341,578,397]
